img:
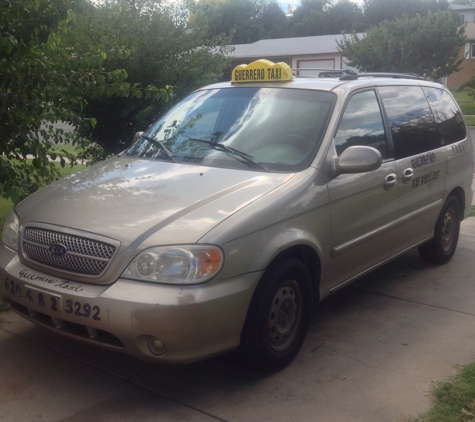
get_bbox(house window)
[471,43,475,58]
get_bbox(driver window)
[335,90,388,159]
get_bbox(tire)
[418,195,461,265]
[239,259,313,371]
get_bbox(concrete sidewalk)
[2,218,475,422]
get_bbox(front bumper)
[0,245,261,363]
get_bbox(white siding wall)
[292,54,341,76]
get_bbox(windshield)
[127,87,335,172]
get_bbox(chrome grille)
[22,228,116,276]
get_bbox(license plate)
[3,277,101,321]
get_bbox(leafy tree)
[325,0,365,34]
[288,0,327,36]
[187,0,288,43]
[70,0,232,155]
[338,11,466,80]
[288,0,364,37]
[257,1,288,39]
[363,0,450,28]
[0,0,168,203]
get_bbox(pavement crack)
[324,345,375,368]
[322,344,430,380]
[350,286,475,317]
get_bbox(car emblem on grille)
[49,243,68,257]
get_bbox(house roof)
[451,4,475,12]
[229,33,363,59]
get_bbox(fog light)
[148,337,167,355]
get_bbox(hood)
[16,157,294,248]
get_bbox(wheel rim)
[268,279,302,352]
[441,207,456,252]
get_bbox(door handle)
[402,168,414,184]
[384,173,397,190]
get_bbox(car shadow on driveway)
[2,219,475,422]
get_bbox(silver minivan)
[1,60,473,369]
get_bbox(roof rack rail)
[292,68,426,81]
[292,68,357,78]
[355,72,426,81]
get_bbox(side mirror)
[133,131,144,143]
[335,146,382,175]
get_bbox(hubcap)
[441,207,455,252]
[268,280,302,351]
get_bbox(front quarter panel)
[201,167,331,292]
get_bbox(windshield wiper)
[141,135,177,163]
[188,138,270,172]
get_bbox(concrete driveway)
[1,215,475,422]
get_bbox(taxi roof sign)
[232,59,293,83]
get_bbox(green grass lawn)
[410,362,475,421]
[465,116,475,126]
[49,143,85,157]
[451,90,475,116]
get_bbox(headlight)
[121,245,224,284]
[1,211,19,251]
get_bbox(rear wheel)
[418,195,460,265]
[239,259,313,370]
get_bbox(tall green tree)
[288,0,364,37]
[325,0,365,34]
[187,0,288,43]
[71,0,232,155]
[363,0,449,27]
[338,11,466,80]
[258,1,288,39]
[288,0,327,36]
[0,0,167,203]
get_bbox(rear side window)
[379,86,440,159]
[423,87,466,145]
[334,90,388,159]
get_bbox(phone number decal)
[412,170,440,188]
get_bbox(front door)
[325,89,399,292]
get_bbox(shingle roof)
[229,33,363,59]
[451,5,475,12]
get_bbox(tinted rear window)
[423,87,466,145]
[379,86,440,159]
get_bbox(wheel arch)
[260,244,322,305]
[448,187,465,220]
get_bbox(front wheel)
[239,259,313,370]
[418,195,461,265]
